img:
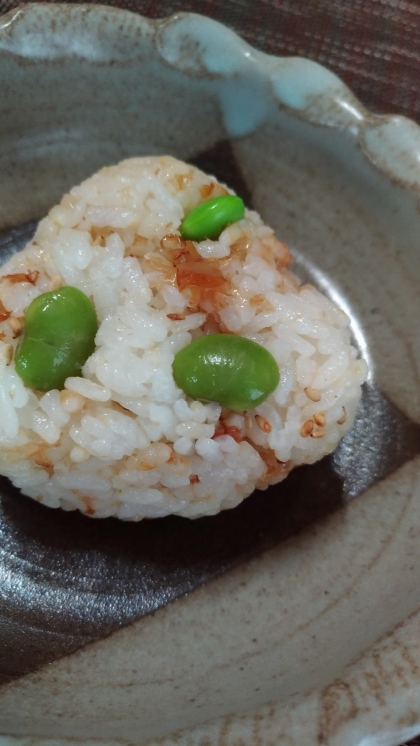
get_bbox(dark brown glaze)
[190,141,254,207]
[0,381,419,684]
[0,142,419,685]
[332,385,420,500]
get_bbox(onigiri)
[0,156,367,520]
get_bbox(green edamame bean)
[180,195,245,242]
[172,334,280,412]
[15,286,98,391]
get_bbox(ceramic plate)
[0,5,420,745]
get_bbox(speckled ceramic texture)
[0,5,420,746]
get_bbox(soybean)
[15,286,98,391]
[172,334,280,411]
[180,195,245,242]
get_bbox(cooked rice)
[0,156,367,519]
